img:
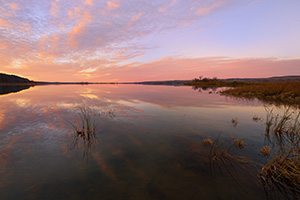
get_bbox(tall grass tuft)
[70,107,96,143]
[263,106,300,147]
[68,106,98,164]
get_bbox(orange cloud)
[10,3,19,10]
[79,67,97,73]
[68,10,73,18]
[0,18,12,27]
[67,10,93,49]
[0,38,8,50]
[50,1,59,17]
[107,0,121,9]
[84,0,94,6]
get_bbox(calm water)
[0,84,295,199]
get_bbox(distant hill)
[0,73,33,84]
[135,80,192,85]
[1,72,299,85]
[137,76,300,85]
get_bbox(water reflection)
[0,84,33,95]
[0,84,298,199]
[191,85,218,94]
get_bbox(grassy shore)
[184,80,251,87]
[221,82,300,105]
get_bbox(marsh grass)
[260,107,300,198]
[259,146,300,199]
[205,135,300,198]
[221,82,300,106]
[205,107,300,198]
[263,107,300,147]
[185,79,250,88]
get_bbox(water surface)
[0,84,294,199]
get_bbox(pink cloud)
[97,57,300,82]
[196,1,227,16]
[2,56,299,82]
[127,13,142,27]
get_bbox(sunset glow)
[0,0,299,82]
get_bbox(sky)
[0,0,299,82]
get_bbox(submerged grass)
[205,135,251,166]
[205,135,260,197]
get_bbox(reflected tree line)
[0,85,33,95]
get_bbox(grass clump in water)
[68,106,98,164]
[231,118,238,127]
[203,138,213,146]
[235,139,246,149]
[71,107,96,143]
[260,146,271,156]
[252,115,262,122]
